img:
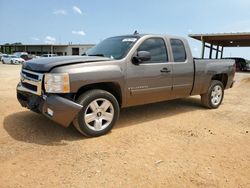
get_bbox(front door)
[126,37,173,106]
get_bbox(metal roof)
[189,32,250,47]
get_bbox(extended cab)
[17,34,236,137]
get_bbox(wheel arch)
[74,82,123,106]
[211,73,228,88]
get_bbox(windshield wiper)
[88,54,105,57]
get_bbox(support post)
[41,46,43,55]
[209,44,213,59]
[201,41,205,58]
[216,45,219,59]
[220,46,224,58]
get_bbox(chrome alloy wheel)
[211,85,223,106]
[84,98,114,131]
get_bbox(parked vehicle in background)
[41,54,57,57]
[17,34,236,137]
[0,53,7,61]
[13,52,30,61]
[245,63,250,71]
[28,54,40,59]
[13,52,40,61]
[1,55,10,64]
[223,57,247,72]
[2,55,25,64]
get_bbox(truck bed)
[191,58,235,95]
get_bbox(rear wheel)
[2,60,5,64]
[201,80,224,109]
[73,89,120,137]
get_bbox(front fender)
[51,62,125,93]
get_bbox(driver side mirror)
[132,51,151,65]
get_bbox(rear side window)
[137,38,168,63]
[170,39,186,62]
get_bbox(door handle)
[160,67,171,73]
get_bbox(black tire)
[11,60,13,64]
[201,80,224,109]
[73,89,120,137]
[2,60,5,64]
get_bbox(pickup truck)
[17,34,236,137]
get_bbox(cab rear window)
[170,39,186,62]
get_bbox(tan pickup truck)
[17,34,235,137]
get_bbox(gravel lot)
[0,64,249,188]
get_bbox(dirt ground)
[0,64,249,188]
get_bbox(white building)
[0,44,95,56]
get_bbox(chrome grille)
[20,69,43,95]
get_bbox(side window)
[170,39,186,62]
[137,38,168,63]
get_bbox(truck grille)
[21,70,39,80]
[20,69,43,95]
[22,82,38,91]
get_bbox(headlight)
[44,73,70,93]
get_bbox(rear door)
[169,38,194,98]
[126,37,173,106]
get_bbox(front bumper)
[17,82,82,127]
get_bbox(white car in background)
[1,55,25,65]
[0,53,7,61]
[41,54,57,57]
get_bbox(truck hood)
[22,56,111,72]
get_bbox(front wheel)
[201,80,224,109]
[73,89,120,137]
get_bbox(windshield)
[11,55,17,58]
[86,36,139,59]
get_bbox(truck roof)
[113,34,186,40]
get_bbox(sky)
[0,0,250,58]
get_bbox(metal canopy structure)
[189,32,250,58]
